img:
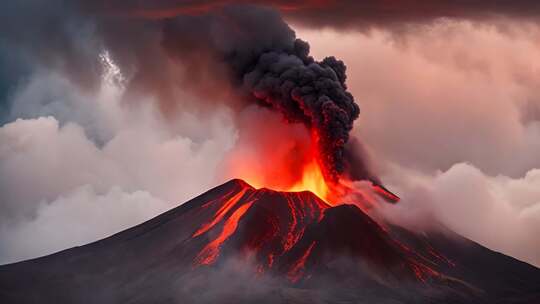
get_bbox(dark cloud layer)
[88,1,540,28]
[282,0,540,29]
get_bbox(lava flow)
[189,179,433,284]
[3,178,539,303]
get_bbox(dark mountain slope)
[0,179,538,303]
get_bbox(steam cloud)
[299,23,540,266]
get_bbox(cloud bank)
[0,56,236,264]
[298,21,540,266]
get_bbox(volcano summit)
[0,179,539,303]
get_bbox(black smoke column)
[243,39,360,182]
[161,5,361,183]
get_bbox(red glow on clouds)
[101,1,334,19]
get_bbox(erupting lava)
[223,110,399,206]
[227,142,344,204]
[189,179,432,284]
[229,151,400,207]
[287,160,330,202]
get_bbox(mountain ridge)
[0,179,538,304]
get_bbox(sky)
[0,1,539,268]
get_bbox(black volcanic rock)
[0,179,539,303]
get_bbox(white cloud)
[0,185,168,264]
[0,57,237,264]
[379,163,540,267]
[297,23,540,267]
[298,22,540,178]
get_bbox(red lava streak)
[195,201,255,265]
[288,241,316,282]
[284,196,301,251]
[193,188,249,237]
[190,180,430,284]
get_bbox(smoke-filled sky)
[1,1,539,268]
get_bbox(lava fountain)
[221,109,398,206]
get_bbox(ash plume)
[128,4,364,183]
[0,1,368,184]
[13,0,539,186]
[242,41,359,182]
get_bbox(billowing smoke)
[156,5,364,183]
[243,42,359,182]
[78,0,540,182]
[0,1,369,263]
[0,1,366,184]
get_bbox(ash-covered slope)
[0,179,538,304]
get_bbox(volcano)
[0,179,539,303]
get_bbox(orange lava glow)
[192,188,249,237]
[288,160,329,202]
[195,201,255,265]
[222,113,346,204]
[222,110,398,206]
[236,156,345,205]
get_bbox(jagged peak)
[222,178,255,189]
